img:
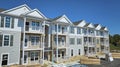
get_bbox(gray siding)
[0,30,21,65]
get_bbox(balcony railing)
[25,25,43,33]
[53,42,66,48]
[21,41,43,49]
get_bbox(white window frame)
[77,27,81,34]
[77,38,82,45]
[1,53,9,66]
[4,16,12,28]
[0,34,13,47]
[69,38,75,45]
[31,35,40,46]
[30,51,39,61]
[31,21,40,30]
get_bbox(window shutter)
[11,17,14,28]
[1,16,4,27]
[0,16,1,27]
[0,34,3,47]
[10,35,14,46]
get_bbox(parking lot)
[87,58,120,67]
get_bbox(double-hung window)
[0,34,14,47]
[31,36,40,45]
[77,38,82,45]
[5,17,11,28]
[32,22,40,30]
[77,28,81,34]
[4,35,9,46]
[70,26,74,34]
[0,16,14,28]
[31,52,39,61]
[69,38,75,45]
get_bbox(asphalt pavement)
[86,58,120,67]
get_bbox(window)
[30,52,39,61]
[77,38,82,44]
[62,37,65,45]
[69,38,75,45]
[32,22,40,30]
[78,49,81,55]
[62,26,67,33]
[0,16,14,28]
[58,25,61,32]
[71,49,73,56]
[83,28,87,35]
[4,35,9,46]
[55,25,57,32]
[5,16,11,28]
[97,39,99,44]
[70,26,74,34]
[77,28,81,34]
[0,34,13,47]
[31,36,40,45]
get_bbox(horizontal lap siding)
[0,30,21,65]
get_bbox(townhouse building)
[0,4,109,66]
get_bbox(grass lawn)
[110,44,120,50]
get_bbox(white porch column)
[22,17,26,65]
[48,24,51,47]
[42,21,45,64]
[56,23,58,62]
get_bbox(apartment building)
[0,4,109,66]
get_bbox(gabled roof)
[94,24,99,28]
[73,20,84,25]
[1,4,31,16]
[84,23,94,28]
[49,15,72,24]
[22,9,47,19]
[0,8,6,12]
[73,20,86,27]
[94,24,102,30]
[100,27,108,31]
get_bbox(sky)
[0,0,120,35]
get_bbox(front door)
[2,54,8,66]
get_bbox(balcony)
[25,25,43,34]
[21,41,43,50]
[52,42,66,49]
[84,42,96,47]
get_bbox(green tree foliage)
[110,34,120,46]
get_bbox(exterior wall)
[67,26,84,57]
[0,30,21,65]
[0,4,110,65]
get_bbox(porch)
[22,50,43,65]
